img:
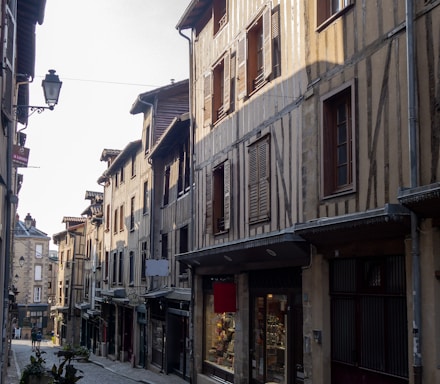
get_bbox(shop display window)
[252,294,287,384]
[204,293,236,373]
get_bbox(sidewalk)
[6,339,188,384]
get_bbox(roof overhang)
[295,204,411,247]
[398,183,440,218]
[176,0,211,31]
[177,230,309,274]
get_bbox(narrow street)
[8,339,187,384]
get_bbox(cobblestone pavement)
[7,339,188,384]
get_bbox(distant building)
[13,213,51,339]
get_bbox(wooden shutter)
[248,144,259,222]
[206,169,213,234]
[258,137,270,220]
[263,6,272,81]
[237,34,247,100]
[223,51,231,113]
[203,72,212,126]
[223,159,231,230]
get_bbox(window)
[114,208,118,234]
[330,256,408,379]
[178,135,191,195]
[129,251,134,285]
[33,287,42,303]
[161,233,168,260]
[106,204,110,231]
[143,181,149,214]
[104,251,109,281]
[34,265,42,281]
[120,166,124,183]
[118,251,124,284]
[112,252,117,284]
[210,160,231,233]
[145,124,151,154]
[163,165,171,206]
[317,0,353,28]
[115,173,118,188]
[237,5,280,100]
[119,204,124,231]
[321,83,354,197]
[130,196,135,231]
[131,155,136,178]
[212,54,231,123]
[213,0,227,35]
[248,136,270,224]
[179,227,189,278]
[35,244,43,258]
[141,241,147,280]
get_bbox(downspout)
[405,1,422,383]
[137,96,155,267]
[178,26,195,384]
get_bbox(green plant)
[49,346,84,384]
[20,350,49,384]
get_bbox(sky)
[17,0,191,249]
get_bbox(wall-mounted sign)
[12,145,30,168]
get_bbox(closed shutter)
[203,72,212,126]
[223,51,231,113]
[263,6,272,81]
[249,136,270,223]
[206,169,213,234]
[223,159,231,230]
[258,137,270,220]
[237,34,247,100]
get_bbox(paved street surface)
[7,339,188,384]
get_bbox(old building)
[52,217,86,346]
[0,0,48,380]
[176,1,440,384]
[13,213,51,339]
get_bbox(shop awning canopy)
[177,230,309,274]
[398,182,440,218]
[295,203,411,247]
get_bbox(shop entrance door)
[251,293,303,384]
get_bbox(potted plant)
[48,346,84,384]
[20,350,52,384]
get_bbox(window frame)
[317,0,354,31]
[213,0,228,35]
[320,80,356,198]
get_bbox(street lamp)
[19,256,25,268]
[14,69,62,116]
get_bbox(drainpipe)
[137,97,155,266]
[406,1,422,383]
[178,26,195,384]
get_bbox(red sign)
[213,282,236,313]
[12,145,30,168]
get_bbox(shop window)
[237,5,280,100]
[213,0,227,35]
[321,82,355,197]
[248,136,270,224]
[204,295,236,374]
[330,256,408,379]
[317,0,354,29]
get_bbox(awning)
[398,183,440,218]
[143,288,172,299]
[176,229,309,274]
[166,288,191,302]
[101,288,126,298]
[295,204,411,246]
[75,302,90,310]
